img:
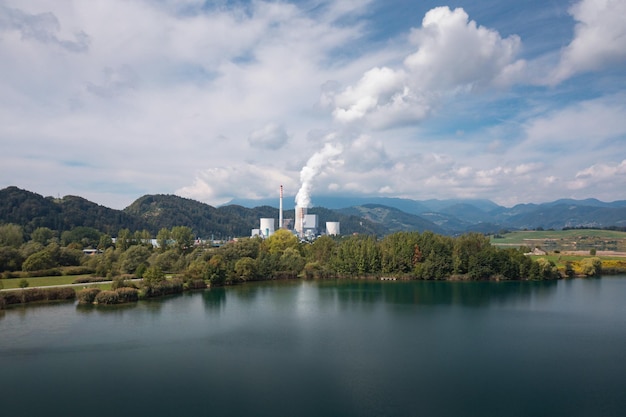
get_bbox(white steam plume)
[295,142,343,208]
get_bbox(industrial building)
[251,185,340,239]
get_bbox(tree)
[143,265,165,285]
[31,227,55,245]
[305,235,336,265]
[206,255,227,286]
[0,246,24,272]
[234,257,257,281]
[98,234,114,251]
[171,226,194,254]
[0,224,24,248]
[279,247,306,277]
[22,250,55,271]
[156,228,171,252]
[265,229,299,255]
[116,228,132,251]
[119,245,151,274]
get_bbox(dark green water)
[2,278,626,417]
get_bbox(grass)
[491,229,626,252]
[0,274,110,290]
[528,252,626,276]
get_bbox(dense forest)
[0,221,569,287]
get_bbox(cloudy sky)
[1,0,625,209]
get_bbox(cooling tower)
[259,218,275,238]
[326,222,340,236]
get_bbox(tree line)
[0,223,562,284]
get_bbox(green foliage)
[0,246,24,272]
[0,223,24,248]
[265,229,299,255]
[171,226,194,254]
[143,265,165,286]
[206,255,227,286]
[31,227,55,245]
[60,226,102,248]
[156,228,171,252]
[19,278,29,288]
[119,245,151,274]
[234,257,257,281]
[580,257,602,276]
[111,276,137,290]
[279,248,306,278]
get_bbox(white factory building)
[251,186,341,239]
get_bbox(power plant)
[251,185,340,240]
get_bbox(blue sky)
[1,0,625,209]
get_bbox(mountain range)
[2,186,626,238]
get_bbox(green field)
[0,275,111,290]
[491,229,626,252]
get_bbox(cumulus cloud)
[550,0,626,84]
[331,6,524,128]
[178,164,296,207]
[404,6,524,90]
[568,160,626,190]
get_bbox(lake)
[2,277,626,417]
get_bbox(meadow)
[491,229,626,253]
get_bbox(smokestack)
[279,185,283,229]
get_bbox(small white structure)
[259,218,275,238]
[326,222,340,236]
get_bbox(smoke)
[295,142,343,208]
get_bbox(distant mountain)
[2,186,626,237]
[337,204,445,234]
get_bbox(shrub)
[95,290,119,305]
[111,276,137,290]
[26,268,62,277]
[22,288,46,303]
[185,279,207,290]
[115,287,139,303]
[76,288,101,304]
[73,276,109,284]
[64,266,95,276]
[44,287,76,301]
[2,291,22,306]
[19,278,29,288]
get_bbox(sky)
[1,0,625,210]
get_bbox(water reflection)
[314,279,559,308]
[202,287,226,313]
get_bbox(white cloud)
[568,160,626,190]
[550,0,626,84]
[331,6,524,129]
[404,6,524,90]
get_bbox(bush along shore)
[2,228,625,310]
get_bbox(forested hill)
[0,186,147,235]
[0,187,385,238]
[123,194,385,237]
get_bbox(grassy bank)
[492,229,626,252]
